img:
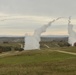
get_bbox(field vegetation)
[0,41,76,75]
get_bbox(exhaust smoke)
[24,17,62,50]
[68,17,76,46]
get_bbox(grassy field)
[0,48,76,75]
[59,47,76,53]
[0,41,76,75]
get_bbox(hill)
[0,48,76,75]
[0,35,68,43]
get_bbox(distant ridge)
[0,35,24,37]
[0,35,68,37]
[42,35,68,37]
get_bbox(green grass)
[0,51,75,64]
[0,42,21,48]
[0,42,76,75]
[59,47,76,53]
[0,49,76,75]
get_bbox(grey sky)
[0,0,76,36]
[0,0,76,16]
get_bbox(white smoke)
[68,17,76,46]
[24,17,62,50]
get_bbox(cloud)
[0,0,76,17]
[0,0,76,35]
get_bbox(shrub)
[0,46,11,53]
[74,42,76,46]
[14,47,24,51]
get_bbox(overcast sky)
[0,0,76,36]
